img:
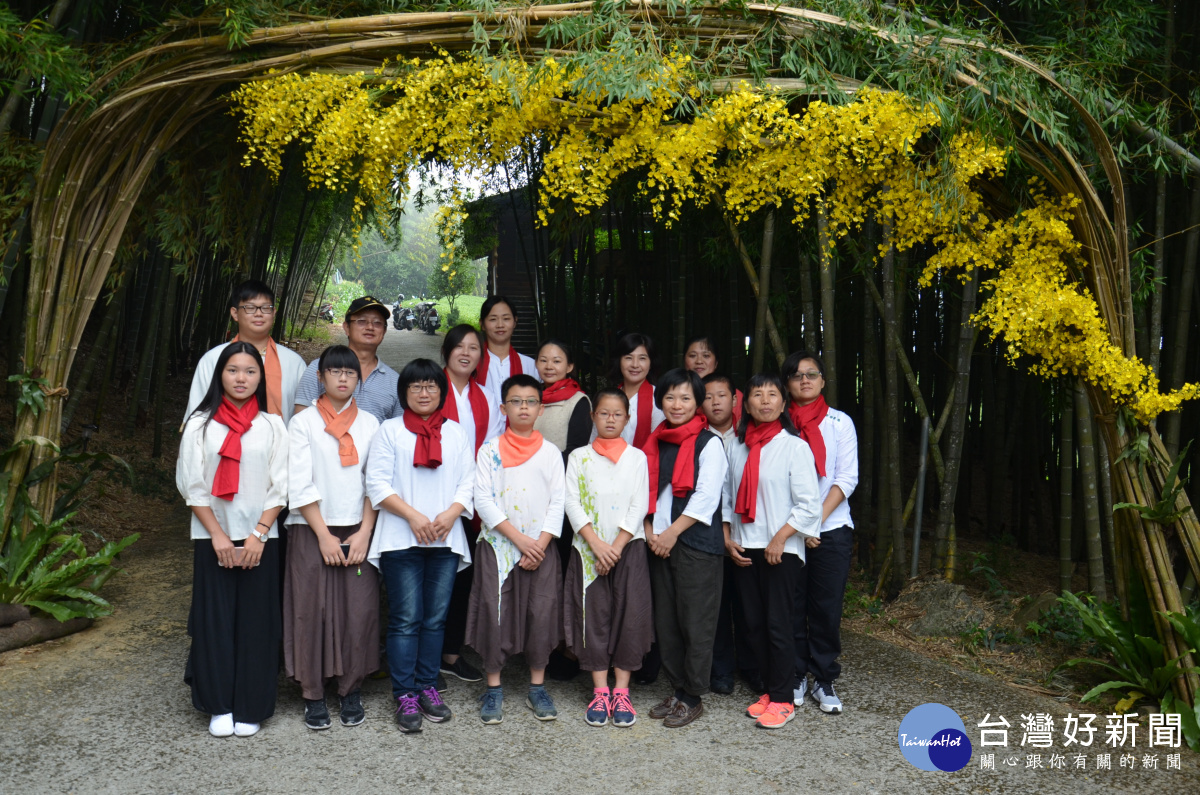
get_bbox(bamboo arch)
[12,3,1200,703]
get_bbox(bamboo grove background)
[3,1,1200,698]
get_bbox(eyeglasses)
[351,318,386,329]
[595,410,627,420]
[789,371,823,382]
[505,398,541,408]
[407,383,440,394]
[324,368,358,380]
[239,304,274,315]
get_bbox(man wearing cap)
[293,295,404,422]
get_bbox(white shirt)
[478,348,538,406]
[723,432,822,559]
[364,418,475,571]
[565,443,650,543]
[474,437,566,541]
[177,412,288,541]
[447,378,504,454]
[651,439,728,532]
[811,408,859,532]
[285,399,380,527]
[184,342,307,427]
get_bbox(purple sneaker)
[395,692,422,733]
[418,686,452,722]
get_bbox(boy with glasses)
[465,374,567,724]
[294,295,403,422]
[184,280,308,426]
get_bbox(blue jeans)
[379,546,459,697]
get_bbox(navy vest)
[655,429,724,555]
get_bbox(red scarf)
[734,419,785,523]
[475,346,522,386]
[542,377,584,404]
[316,394,360,466]
[404,410,446,469]
[623,380,655,450]
[443,369,490,455]
[211,397,261,501]
[644,414,708,508]
[788,396,829,477]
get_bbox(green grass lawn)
[402,294,484,332]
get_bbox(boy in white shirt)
[466,374,566,724]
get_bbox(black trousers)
[794,526,854,683]
[185,540,281,724]
[734,548,800,704]
[712,556,758,683]
[441,516,481,657]
[649,542,723,698]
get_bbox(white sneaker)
[811,682,843,714]
[793,677,808,707]
[209,713,234,737]
[233,722,260,737]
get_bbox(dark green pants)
[649,542,724,697]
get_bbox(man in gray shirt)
[294,295,403,422]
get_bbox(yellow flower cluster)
[230,52,1197,422]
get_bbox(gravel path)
[1,325,1195,793]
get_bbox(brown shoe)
[648,695,678,720]
[663,697,703,728]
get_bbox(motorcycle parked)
[414,301,440,334]
[317,302,335,322]
[392,300,408,330]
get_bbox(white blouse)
[650,439,728,532]
[177,412,289,541]
[183,342,308,427]
[478,348,539,407]
[285,399,380,527]
[364,418,475,571]
[722,432,822,560]
[565,444,650,543]
[812,408,859,533]
[447,378,504,454]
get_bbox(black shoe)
[305,698,331,730]
[546,649,580,681]
[436,672,448,693]
[339,690,365,727]
[741,670,764,694]
[440,657,483,682]
[418,686,453,722]
[710,675,735,695]
[395,693,423,733]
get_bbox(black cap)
[346,295,390,320]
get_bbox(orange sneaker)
[746,693,770,719]
[757,702,795,729]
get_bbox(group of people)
[175,280,858,737]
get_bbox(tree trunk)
[858,275,878,571]
[1149,168,1167,375]
[881,235,906,593]
[1074,381,1107,599]
[818,203,838,405]
[752,210,776,374]
[932,271,978,570]
[1162,181,1200,457]
[1059,387,1075,594]
[152,269,179,458]
[60,283,123,433]
[799,249,818,350]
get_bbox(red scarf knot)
[211,397,261,501]
[644,414,708,508]
[734,419,785,524]
[405,410,447,469]
[788,396,829,478]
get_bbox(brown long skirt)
[282,522,380,700]
[563,539,654,673]
[464,540,562,674]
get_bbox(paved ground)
[327,320,443,372]
[2,324,1196,794]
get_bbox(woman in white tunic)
[723,372,821,730]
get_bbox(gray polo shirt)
[294,357,403,422]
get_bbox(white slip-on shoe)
[793,677,808,707]
[209,713,234,737]
[811,682,843,714]
[233,721,260,737]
